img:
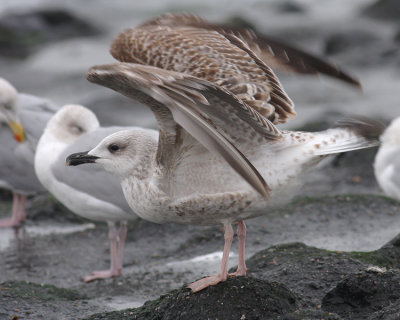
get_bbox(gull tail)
[312,117,385,155]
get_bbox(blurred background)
[0,0,399,130]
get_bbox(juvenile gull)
[66,17,379,291]
[35,104,156,282]
[0,78,57,227]
[374,117,400,201]
[67,62,383,292]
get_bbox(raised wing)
[110,24,295,124]
[87,63,282,198]
[140,13,361,88]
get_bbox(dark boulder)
[0,8,101,58]
[363,0,400,21]
[322,269,400,319]
[90,277,298,320]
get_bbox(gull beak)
[9,120,26,143]
[65,151,99,166]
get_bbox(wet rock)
[363,0,400,21]
[244,242,366,309]
[324,30,381,56]
[281,309,341,320]
[0,280,92,319]
[276,1,306,14]
[368,299,400,320]
[0,8,101,58]
[89,277,297,320]
[322,269,400,319]
[373,233,400,268]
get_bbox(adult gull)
[374,117,400,201]
[35,104,157,282]
[0,78,57,227]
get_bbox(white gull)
[35,104,157,282]
[0,78,57,227]
[374,117,400,200]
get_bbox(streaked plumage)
[65,15,379,291]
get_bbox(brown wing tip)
[87,64,122,87]
[333,68,362,89]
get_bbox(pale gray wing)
[87,63,277,198]
[0,122,44,194]
[52,126,132,213]
[18,93,58,147]
[18,93,59,113]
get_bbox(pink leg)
[116,222,127,272]
[230,220,247,276]
[187,223,234,293]
[17,195,27,223]
[83,222,122,282]
[0,192,22,228]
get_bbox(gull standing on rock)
[35,104,156,282]
[374,117,400,201]
[67,15,383,292]
[0,78,57,227]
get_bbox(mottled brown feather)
[139,13,361,88]
[110,24,295,125]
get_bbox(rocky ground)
[1,0,400,319]
[1,145,400,320]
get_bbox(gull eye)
[108,143,120,153]
[4,105,12,110]
[73,125,84,134]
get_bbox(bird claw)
[187,273,227,293]
[83,269,122,283]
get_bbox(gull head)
[380,117,400,146]
[46,104,100,144]
[0,78,26,142]
[66,129,158,180]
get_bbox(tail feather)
[313,117,385,156]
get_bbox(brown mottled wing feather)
[87,63,277,198]
[140,13,361,88]
[110,24,295,125]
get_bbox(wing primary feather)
[168,101,271,198]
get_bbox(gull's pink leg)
[229,220,247,276]
[17,195,27,223]
[83,222,122,282]
[0,192,22,228]
[187,223,234,293]
[116,222,127,273]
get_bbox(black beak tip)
[65,151,99,166]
